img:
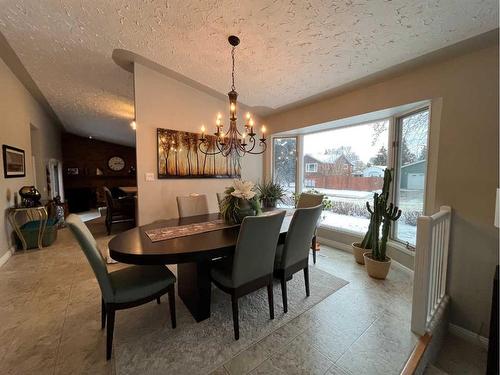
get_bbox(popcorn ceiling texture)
[0,1,497,145]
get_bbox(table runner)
[145,219,238,242]
[144,209,294,242]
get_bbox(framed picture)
[66,167,79,176]
[157,128,241,179]
[2,145,25,178]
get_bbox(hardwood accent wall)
[62,133,136,211]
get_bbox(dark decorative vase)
[261,198,277,208]
[19,186,41,207]
[236,199,256,223]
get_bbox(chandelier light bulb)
[201,125,205,133]
[246,112,251,120]
[249,118,254,126]
[230,103,236,112]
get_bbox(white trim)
[390,258,414,276]
[319,236,414,276]
[448,323,489,349]
[0,249,12,268]
[317,236,353,253]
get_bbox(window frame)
[305,162,318,173]
[390,106,431,249]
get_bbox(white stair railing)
[411,206,452,335]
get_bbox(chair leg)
[168,286,176,329]
[156,296,161,304]
[267,283,274,320]
[101,298,106,330]
[312,236,317,264]
[304,267,310,297]
[280,276,288,313]
[231,295,239,340]
[106,306,115,360]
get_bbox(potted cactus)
[363,169,402,279]
[350,175,391,265]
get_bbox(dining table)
[108,209,293,322]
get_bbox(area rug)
[113,266,348,375]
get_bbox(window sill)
[318,224,416,258]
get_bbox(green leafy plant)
[257,180,285,208]
[220,180,261,224]
[361,169,402,261]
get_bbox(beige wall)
[134,63,263,225]
[0,57,61,258]
[263,43,499,336]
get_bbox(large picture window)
[271,105,430,249]
[303,121,389,233]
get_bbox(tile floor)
[0,222,417,375]
[430,333,488,374]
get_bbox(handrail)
[411,206,451,335]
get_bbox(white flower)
[230,179,256,200]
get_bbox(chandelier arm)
[198,141,222,156]
[245,139,267,155]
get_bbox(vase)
[351,242,368,265]
[262,198,277,208]
[363,252,391,280]
[236,199,256,223]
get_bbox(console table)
[7,206,48,250]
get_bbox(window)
[273,137,297,207]
[394,108,430,246]
[271,104,430,249]
[302,120,389,233]
[305,163,318,173]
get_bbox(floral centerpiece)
[220,179,262,224]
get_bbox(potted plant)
[362,169,402,279]
[220,179,262,224]
[257,180,285,208]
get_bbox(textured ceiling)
[0,1,497,145]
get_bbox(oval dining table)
[109,210,292,322]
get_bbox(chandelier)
[198,35,267,159]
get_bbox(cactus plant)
[360,169,402,261]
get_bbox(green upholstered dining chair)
[176,194,209,217]
[66,214,177,360]
[296,192,324,264]
[274,205,323,313]
[210,211,286,340]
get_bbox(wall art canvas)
[2,145,25,178]
[157,128,240,179]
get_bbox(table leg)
[177,260,212,322]
[8,211,27,250]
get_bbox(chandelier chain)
[231,46,236,91]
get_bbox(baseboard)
[448,323,489,349]
[318,236,413,276]
[317,236,353,253]
[0,248,12,268]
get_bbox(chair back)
[66,214,114,302]
[231,211,286,287]
[278,205,323,269]
[216,193,225,207]
[176,194,209,217]
[103,186,114,210]
[297,192,324,208]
